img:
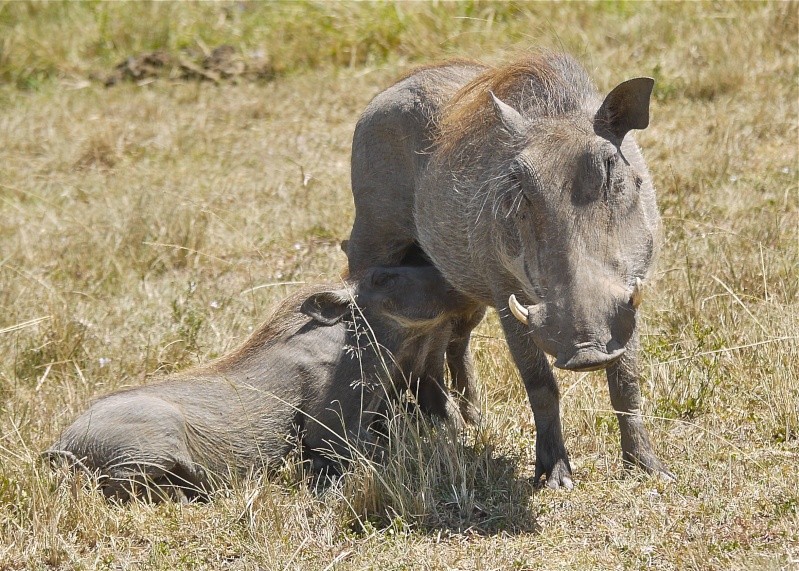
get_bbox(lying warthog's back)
[44,284,357,499]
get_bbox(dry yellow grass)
[1,2,797,570]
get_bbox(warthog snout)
[555,342,626,372]
[509,278,643,372]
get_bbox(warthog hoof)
[623,450,676,482]
[536,458,574,491]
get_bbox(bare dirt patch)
[102,45,275,86]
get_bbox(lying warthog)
[45,265,472,501]
[347,51,674,488]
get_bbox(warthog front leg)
[606,332,675,481]
[498,310,573,490]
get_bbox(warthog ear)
[300,290,352,326]
[594,77,655,145]
[489,91,529,139]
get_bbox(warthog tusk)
[508,294,529,325]
[631,278,644,309]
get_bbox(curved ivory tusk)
[508,294,529,325]
[631,278,644,309]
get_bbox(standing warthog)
[346,51,674,488]
[45,265,472,501]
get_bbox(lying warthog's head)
[302,264,473,334]
[490,75,659,372]
[360,264,473,327]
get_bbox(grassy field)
[1,1,797,569]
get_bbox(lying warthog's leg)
[606,332,675,481]
[446,306,486,425]
[498,311,573,490]
[105,456,209,503]
[410,375,456,420]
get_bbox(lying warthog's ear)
[489,91,529,139]
[300,290,352,325]
[594,77,655,145]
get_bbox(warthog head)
[490,77,658,372]
[302,264,471,336]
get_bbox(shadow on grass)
[416,448,542,537]
[340,427,544,537]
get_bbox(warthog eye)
[370,270,397,288]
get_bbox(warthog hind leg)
[104,460,209,503]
